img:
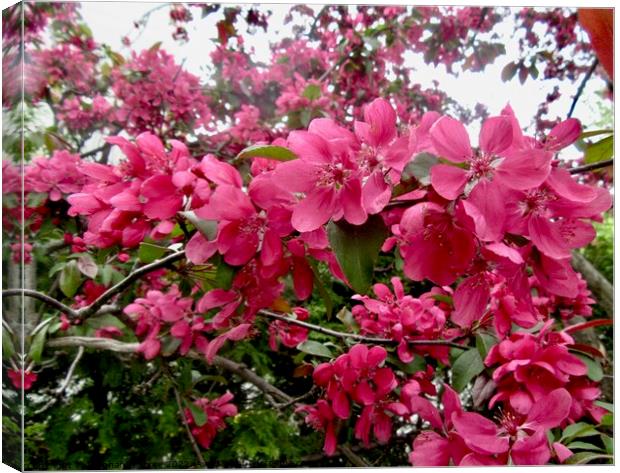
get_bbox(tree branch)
[34,346,84,415]
[572,251,613,317]
[568,58,599,118]
[169,377,207,468]
[258,309,469,349]
[46,337,295,404]
[2,289,78,318]
[75,250,186,320]
[339,444,370,467]
[568,158,613,175]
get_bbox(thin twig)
[33,346,84,415]
[339,444,370,467]
[2,289,78,318]
[568,58,599,118]
[170,380,207,468]
[75,250,186,320]
[569,158,613,175]
[258,310,469,349]
[46,337,296,405]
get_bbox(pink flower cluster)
[67,133,201,248]
[111,49,212,136]
[485,320,606,423]
[352,278,455,363]
[409,386,574,465]
[57,95,112,131]
[300,344,407,455]
[185,392,238,449]
[123,285,209,360]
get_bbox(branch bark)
[46,336,294,404]
[258,309,469,349]
[571,251,613,318]
[568,158,613,175]
[74,250,186,320]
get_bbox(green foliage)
[327,215,388,294]
[581,214,613,282]
[450,347,484,392]
[219,409,312,465]
[236,144,298,162]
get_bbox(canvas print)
[1,1,614,469]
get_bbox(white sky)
[78,1,610,150]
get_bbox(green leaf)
[180,210,218,240]
[327,215,387,294]
[451,347,484,392]
[584,135,613,164]
[336,307,356,331]
[77,253,98,279]
[574,353,604,382]
[595,400,613,413]
[302,84,321,101]
[215,259,235,290]
[389,354,426,375]
[100,265,123,286]
[296,340,333,358]
[3,326,15,358]
[601,434,613,454]
[160,336,182,357]
[28,324,49,363]
[560,422,600,442]
[186,401,208,427]
[567,441,604,451]
[138,242,167,264]
[59,260,82,298]
[431,294,453,305]
[564,452,612,464]
[579,129,613,140]
[600,413,613,427]
[475,333,497,360]
[308,259,333,320]
[502,61,519,82]
[403,152,438,185]
[236,144,298,162]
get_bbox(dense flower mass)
[3,3,613,468]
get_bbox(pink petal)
[409,431,451,466]
[186,232,217,264]
[546,167,597,203]
[553,442,573,463]
[141,175,183,220]
[199,154,242,187]
[524,388,571,430]
[430,164,468,200]
[291,187,337,232]
[547,118,581,151]
[407,395,443,430]
[528,215,571,259]
[272,159,319,193]
[362,171,391,214]
[367,346,387,367]
[197,289,237,312]
[340,177,367,225]
[452,274,491,328]
[360,98,397,147]
[210,185,256,221]
[355,381,376,405]
[331,389,351,419]
[462,178,505,241]
[430,116,472,163]
[510,429,551,465]
[287,130,332,164]
[452,411,509,455]
[479,116,513,155]
[495,149,552,190]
